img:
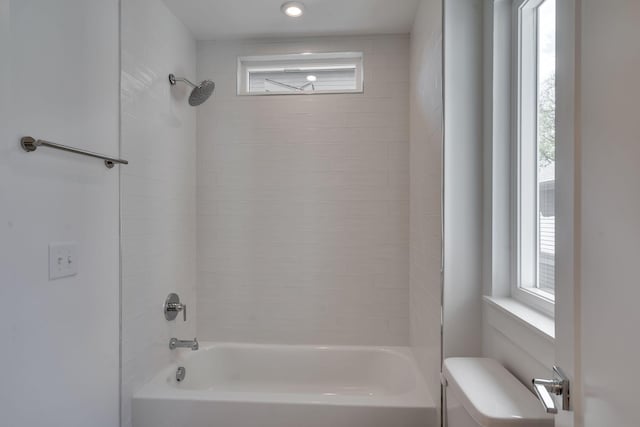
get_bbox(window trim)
[511,0,555,317]
[236,52,364,96]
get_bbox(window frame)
[511,0,555,316]
[237,52,364,96]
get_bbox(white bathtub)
[133,342,436,427]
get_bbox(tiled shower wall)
[120,0,197,426]
[409,0,444,403]
[196,35,411,345]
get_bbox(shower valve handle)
[167,301,186,321]
[164,293,187,322]
[176,303,186,322]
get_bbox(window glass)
[536,0,556,295]
[249,67,357,93]
[516,0,556,307]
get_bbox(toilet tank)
[443,358,553,427]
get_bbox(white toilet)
[443,358,554,427]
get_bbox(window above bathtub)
[237,52,364,96]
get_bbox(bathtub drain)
[176,366,186,382]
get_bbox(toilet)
[443,358,554,427]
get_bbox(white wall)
[481,309,552,386]
[409,0,444,402]
[443,0,484,358]
[196,35,411,345]
[0,1,120,426]
[579,1,640,425]
[120,0,197,426]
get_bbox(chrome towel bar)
[20,136,128,169]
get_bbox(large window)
[237,52,363,96]
[514,0,556,313]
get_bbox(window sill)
[483,296,555,367]
[484,296,554,340]
[512,287,555,317]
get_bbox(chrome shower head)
[169,74,215,106]
[188,80,215,106]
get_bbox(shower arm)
[168,74,197,88]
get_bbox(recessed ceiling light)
[306,75,317,82]
[281,1,305,18]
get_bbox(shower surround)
[195,35,411,345]
[120,3,428,423]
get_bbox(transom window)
[514,0,556,313]
[237,52,363,96]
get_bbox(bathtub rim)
[134,342,435,409]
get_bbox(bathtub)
[133,342,436,427]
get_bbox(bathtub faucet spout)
[169,337,199,351]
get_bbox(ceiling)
[162,0,421,40]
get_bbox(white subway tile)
[195,35,411,346]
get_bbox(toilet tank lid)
[443,358,553,427]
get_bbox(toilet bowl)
[443,358,553,427]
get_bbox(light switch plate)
[49,242,78,280]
